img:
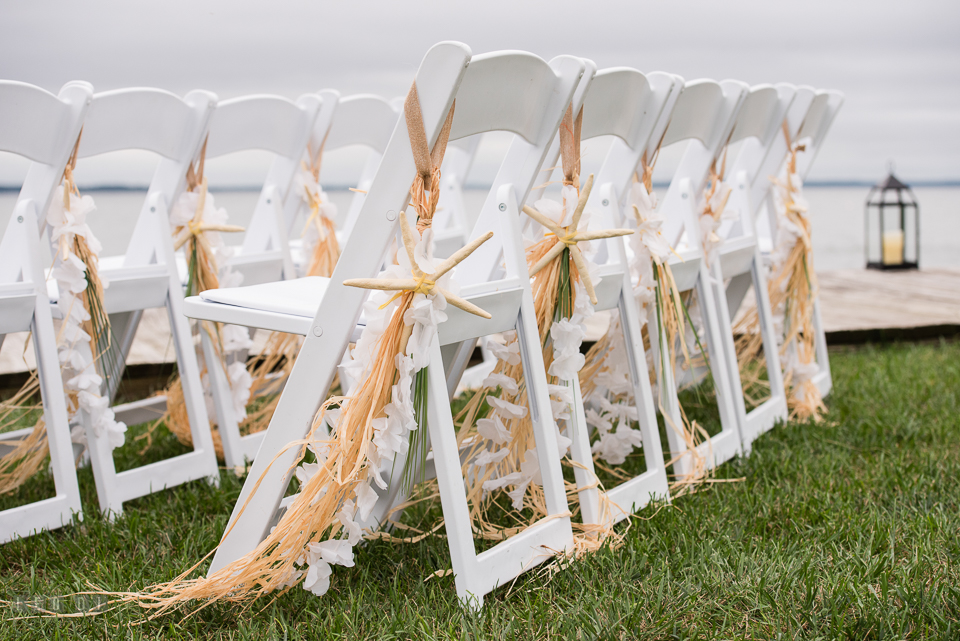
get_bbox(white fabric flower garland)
[46,184,127,449]
[169,188,254,425]
[297,228,452,596]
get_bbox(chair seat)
[667,247,702,292]
[0,282,37,334]
[46,255,171,316]
[592,264,626,312]
[717,234,757,278]
[185,275,526,347]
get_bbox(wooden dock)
[817,268,960,343]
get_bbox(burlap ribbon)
[559,104,583,187]
[403,83,455,234]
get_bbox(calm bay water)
[1,186,955,272]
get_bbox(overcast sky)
[2,0,958,185]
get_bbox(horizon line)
[2,179,959,193]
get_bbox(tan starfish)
[344,212,494,319]
[172,178,245,251]
[521,173,633,305]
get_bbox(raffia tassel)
[121,294,416,614]
[449,205,627,551]
[305,213,340,278]
[0,376,48,496]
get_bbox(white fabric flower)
[488,339,521,365]
[476,413,512,445]
[337,499,363,545]
[303,560,332,596]
[473,447,510,467]
[548,318,586,381]
[486,396,528,420]
[355,480,379,521]
[481,373,519,396]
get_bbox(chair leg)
[165,295,220,488]
[201,329,243,468]
[811,299,832,398]
[567,376,601,526]
[694,262,744,465]
[708,260,751,445]
[33,300,83,523]
[424,339,483,607]
[649,313,689,477]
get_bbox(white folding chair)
[0,81,90,541]
[744,88,843,403]
[194,93,324,468]
[504,65,682,526]
[652,79,750,474]
[281,88,339,274]
[70,88,221,516]
[699,84,796,451]
[571,67,685,524]
[183,45,588,606]
[789,89,844,400]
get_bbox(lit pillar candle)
[882,229,904,265]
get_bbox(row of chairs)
[0,42,842,607]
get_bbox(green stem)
[400,364,430,494]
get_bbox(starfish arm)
[574,228,634,241]
[569,244,598,305]
[570,173,594,231]
[398,212,423,277]
[198,224,246,234]
[437,287,492,319]
[521,205,562,236]
[173,229,191,251]
[433,230,494,279]
[527,239,566,277]
[715,189,732,219]
[343,278,418,291]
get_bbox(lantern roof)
[876,171,909,191]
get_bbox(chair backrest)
[4,81,93,226]
[580,69,684,218]
[795,89,844,179]
[74,88,217,269]
[325,94,398,154]
[730,83,807,221]
[658,79,749,247]
[78,88,216,201]
[206,94,318,159]
[720,84,796,238]
[454,52,586,286]
[329,94,403,240]
[205,93,322,279]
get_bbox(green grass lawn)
[1,340,958,639]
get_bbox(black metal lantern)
[865,169,919,270]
